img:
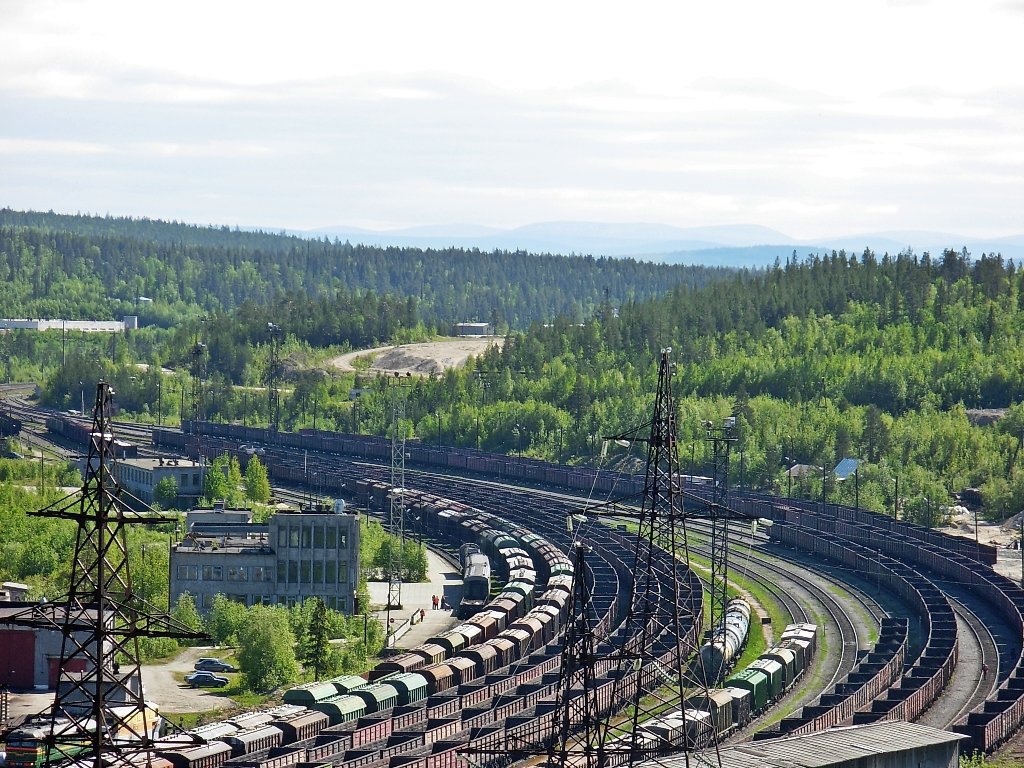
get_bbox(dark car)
[194,659,238,673]
[184,671,229,688]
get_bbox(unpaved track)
[328,337,503,377]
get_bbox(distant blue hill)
[301,222,1024,267]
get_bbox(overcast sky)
[2,1,1022,240]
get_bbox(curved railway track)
[9,406,1024,755]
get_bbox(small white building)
[453,322,492,336]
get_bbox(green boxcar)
[329,675,370,695]
[748,658,783,699]
[310,694,367,725]
[726,668,770,712]
[349,683,400,713]
[283,681,343,706]
[378,672,429,705]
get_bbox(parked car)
[194,658,238,673]
[185,671,229,688]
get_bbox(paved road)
[368,549,464,650]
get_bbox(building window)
[313,526,324,549]
[278,527,287,548]
[313,561,323,583]
[176,565,199,580]
[301,525,312,548]
[326,527,337,549]
[337,564,348,584]
[338,532,348,548]
[325,561,336,584]
[193,473,200,486]
[202,565,222,581]
[338,596,348,612]
[227,566,248,582]
[300,560,311,584]
[289,526,299,547]
[181,473,188,486]
[288,560,298,583]
[253,566,272,582]
[201,593,214,609]
[277,561,287,583]
[258,595,275,605]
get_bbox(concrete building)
[169,502,360,613]
[116,457,205,508]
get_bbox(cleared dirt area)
[139,646,237,714]
[328,337,503,377]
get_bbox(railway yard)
[4,390,1024,765]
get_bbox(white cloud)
[0,1,1021,239]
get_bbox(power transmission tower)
[266,322,283,433]
[7,381,206,766]
[386,373,412,628]
[592,348,719,768]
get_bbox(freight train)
[623,620,818,750]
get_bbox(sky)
[1,0,1023,240]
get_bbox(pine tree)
[304,597,331,681]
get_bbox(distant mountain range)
[299,222,1024,267]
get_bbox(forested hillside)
[5,205,1024,530]
[0,209,725,328]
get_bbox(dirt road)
[140,646,236,715]
[328,337,503,377]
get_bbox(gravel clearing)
[328,337,503,377]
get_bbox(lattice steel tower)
[266,322,283,433]
[386,372,411,618]
[591,348,719,768]
[8,381,205,767]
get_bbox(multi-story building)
[169,502,360,613]
[116,457,206,508]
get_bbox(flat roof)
[648,722,966,768]
[120,458,202,469]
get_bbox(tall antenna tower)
[266,322,283,433]
[8,381,206,766]
[386,372,412,626]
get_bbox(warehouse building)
[169,502,360,613]
[0,605,101,689]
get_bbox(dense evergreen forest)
[4,207,1024,542]
[0,209,725,329]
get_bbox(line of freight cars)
[600,620,818,753]
[46,414,138,457]
[169,420,999,574]
[769,511,1024,754]
[173,420,644,498]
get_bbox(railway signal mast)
[7,381,206,766]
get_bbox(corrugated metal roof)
[643,721,966,768]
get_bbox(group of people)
[431,594,451,611]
